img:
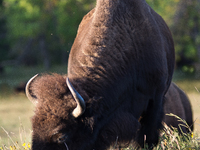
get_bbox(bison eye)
[58,134,68,143]
[51,133,68,144]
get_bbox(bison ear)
[25,74,39,105]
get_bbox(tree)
[172,0,200,71]
[55,0,94,64]
[146,0,180,26]
[4,0,95,68]
[0,0,9,63]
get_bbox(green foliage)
[146,0,200,70]
[5,0,40,39]
[172,0,200,68]
[0,0,199,69]
[56,0,94,50]
[0,1,9,62]
[146,0,180,25]
[2,0,95,66]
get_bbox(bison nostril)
[58,135,68,143]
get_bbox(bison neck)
[92,0,118,27]
[93,0,146,26]
[68,0,148,91]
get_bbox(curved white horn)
[66,78,86,118]
[25,74,38,105]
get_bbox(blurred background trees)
[0,0,200,75]
[0,0,94,70]
[172,0,200,74]
[0,0,9,72]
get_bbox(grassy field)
[173,71,200,132]
[0,66,199,149]
[0,94,33,149]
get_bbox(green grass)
[0,95,33,149]
[0,66,200,149]
[173,70,200,132]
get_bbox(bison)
[26,0,175,149]
[163,82,193,133]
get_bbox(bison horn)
[25,74,38,105]
[66,78,86,118]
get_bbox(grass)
[0,95,33,150]
[0,66,200,149]
[173,70,200,132]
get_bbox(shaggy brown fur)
[28,74,78,149]
[164,82,193,133]
[28,0,175,150]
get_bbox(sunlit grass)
[0,95,33,149]
[154,123,198,150]
[121,116,197,150]
[0,126,31,150]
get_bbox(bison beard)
[26,0,175,149]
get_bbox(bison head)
[26,74,86,150]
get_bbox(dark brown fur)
[28,0,175,150]
[164,82,193,133]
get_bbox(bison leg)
[93,112,140,150]
[136,95,164,148]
